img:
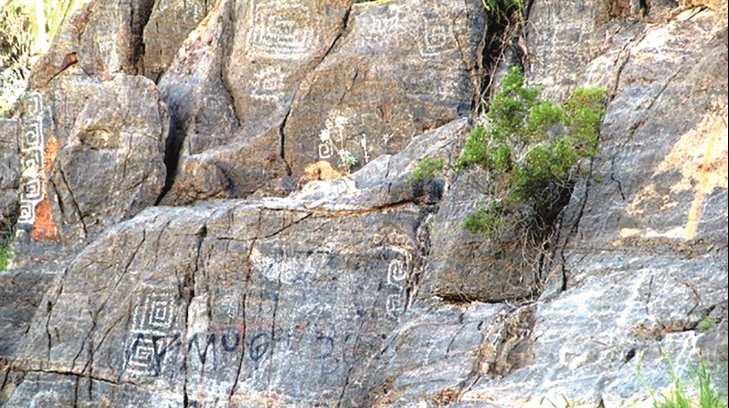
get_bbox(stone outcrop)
[0,0,727,407]
[158,0,485,205]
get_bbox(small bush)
[409,157,445,184]
[456,66,606,239]
[337,149,359,173]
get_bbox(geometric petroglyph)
[248,2,315,60]
[132,289,177,335]
[419,12,452,58]
[357,12,401,50]
[124,333,159,376]
[385,246,413,320]
[251,66,287,102]
[124,287,178,377]
[17,92,44,226]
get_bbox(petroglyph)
[248,2,316,60]
[317,110,372,170]
[123,287,178,377]
[385,246,413,320]
[250,66,287,102]
[357,11,401,50]
[419,12,454,58]
[17,93,44,227]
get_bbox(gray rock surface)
[0,118,18,233]
[48,74,169,246]
[1,0,727,407]
[158,0,485,204]
[142,0,216,80]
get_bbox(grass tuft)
[409,157,445,184]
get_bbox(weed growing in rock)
[457,66,606,239]
[338,150,359,173]
[409,157,445,184]
[482,0,524,23]
[697,317,717,332]
[0,239,11,271]
[641,358,728,408]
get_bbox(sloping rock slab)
[159,0,485,204]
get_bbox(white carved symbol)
[22,124,42,151]
[386,294,404,320]
[21,150,42,176]
[360,135,370,163]
[318,142,334,160]
[385,246,413,320]
[18,202,36,224]
[359,13,400,49]
[21,179,43,201]
[17,92,44,227]
[420,24,451,58]
[317,111,352,161]
[249,3,315,60]
[125,334,156,375]
[251,66,286,102]
[132,290,176,335]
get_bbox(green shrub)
[464,202,506,237]
[456,66,607,239]
[409,157,445,184]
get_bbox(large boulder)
[282,0,484,175]
[47,74,169,246]
[158,0,486,204]
[384,4,728,407]
[11,71,169,269]
[2,119,468,407]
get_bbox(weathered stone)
[0,270,54,366]
[2,117,466,406]
[2,1,727,407]
[142,0,216,81]
[47,74,169,246]
[0,118,19,232]
[157,0,352,204]
[282,0,485,176]
[422,167,543,303]
[6,201,424,406]
[158,0,485,204]
[456,5,729,408]
[9,72,169,275]
[30,0,156,88]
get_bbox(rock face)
[1,0,727,407]
[48,74,169,245]
[142,0,216,80]
[158,0,485,204]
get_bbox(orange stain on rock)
[31,136,60,241]
[624,112,728,240]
